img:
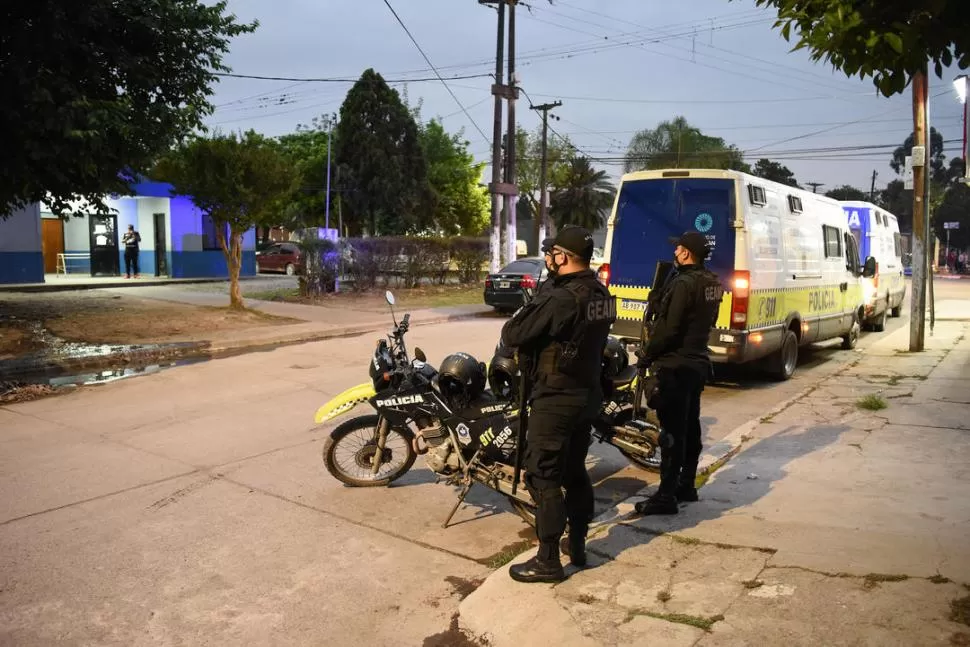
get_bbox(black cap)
[668,231,711,260]
[541,225,595,261]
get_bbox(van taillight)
[873,261,879,288]
[730,271,750,330]
[597,263,611,286]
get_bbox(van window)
[844,231,860,273]
[822,225,842,258]
[609,178,737,286]
[893,232,902,257]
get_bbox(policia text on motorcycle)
[499,226,617,584]
[635,231,724,516]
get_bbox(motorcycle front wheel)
[508,497,536,527]
[323,414,417,487]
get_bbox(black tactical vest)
[537,272,617,390]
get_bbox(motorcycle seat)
[610,365,638,388]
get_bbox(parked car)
[484,257,547,313]
[256,242,302,275]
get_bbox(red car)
[256,242,302,275]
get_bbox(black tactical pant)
[524,389,599,561]
[653,367,705,497]
[124,248,139,276]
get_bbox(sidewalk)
[460,311,970,645]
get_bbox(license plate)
[499,281,510,289]
[621,299,647,313]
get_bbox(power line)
[379,0,490,144]
[214,71,493,83]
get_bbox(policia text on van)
[596,169,878,381]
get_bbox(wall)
[168,197,256,278]
[134,197,169,276]
[0,203,43,284]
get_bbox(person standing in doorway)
[122,224,141,278]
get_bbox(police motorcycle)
[316,290,662,528]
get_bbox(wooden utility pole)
[910,65,929,351]
[806,182,824,193]
[481,0,519,270]
[870,170,878,201]
[530,100,562,251]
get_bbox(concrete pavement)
[459,302,970,646]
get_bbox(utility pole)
[481,0,519,271]
[504,0,518,265]
[530,100,562,251]
[910,64,930,351]
[870,170,878,201]
[806,182,824,194]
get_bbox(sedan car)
[484,257,548,313]
[256,242,302,275]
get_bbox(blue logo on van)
[694,213,713,233]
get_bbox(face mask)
[546,250,566,275]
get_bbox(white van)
[840,201,906,332]
[597,169,872,380]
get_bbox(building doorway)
[89,214,119,276]
[153,213,168,277]
[41,218,65,273]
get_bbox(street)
[1,279,967,645]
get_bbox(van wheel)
[841,317,860,350]
[767,330,798,381]
[890,299,902,318]
[870,306,887,333]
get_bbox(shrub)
[296,237,339,297]
[451,237,489,284]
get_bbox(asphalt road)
[1,277,965,645]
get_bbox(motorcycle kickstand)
[442,480,473,529]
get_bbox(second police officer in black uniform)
[635,231,724,516]
[500,225,616,583]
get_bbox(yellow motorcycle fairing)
[314,383,378,424]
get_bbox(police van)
[597,169,871,380]
[840,201,906,332]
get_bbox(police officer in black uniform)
[500,225,616,583]
[634,231,724,515]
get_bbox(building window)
[202,214,227,251]
[822,224,842,258]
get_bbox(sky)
[203,0,968,195]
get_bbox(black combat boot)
[509,544,565,583]
[675,484,699,502]
[634,492,678,515]
[559,529,588,568]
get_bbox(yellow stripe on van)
[609,284,734,329]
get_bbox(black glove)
[635,353,651,371]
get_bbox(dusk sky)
[204,0,967,194]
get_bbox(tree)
[515,125,574,220]
[933,182,970,250]
[154,131,301,309]
[624,116,749,173]
[753,159,801,187]
[746,0,970,96]
[1,1,256,219]
[549,157,616,231]
[334,69,433,236]
[417,119,489,235]
[276,115,338,234]
[824,185,868,201]
[877,179,913,232]
[890,127,950,186]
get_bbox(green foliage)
[1,0,256,219]
[624,116,748,173]
[746,0,970,96]
[890,128,951,186]
[825,185,868,201]
[516,125,575,218]
[450,237,490,284]
[153,130,301,308]
[297,238,340,297]
[877,179,912,232]
[934,182,970,249]
[334,69,434,236]
[342,236,488,290]
[418,119,490,236]
[549,157,616,231]
[277,116,337,230]
[753,159,801,188]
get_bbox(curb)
[0,309,496,381]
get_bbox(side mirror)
[414,347,427,363]
[862,256,877,279]
[385,290,396,305]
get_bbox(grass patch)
[742,579,764,589]
[862,573,909,590]
[247,287,298,302]
[669,535,701,546]
[930,574,952,584]
[657,590,672,602]
[856,394,888,411]
[481,540,533,569]
[951,595,970,627]
[577,594,597,605]
[626,609,724,632]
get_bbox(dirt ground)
[0,292,299,348]
[248,284,483,313]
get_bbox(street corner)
[696,568,970,647]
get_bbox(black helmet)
[438,352,486,406]
[602,336,628,379]
[487,352,518,400]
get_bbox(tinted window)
[610,178,737,286]
[822,225,842,258]
[502,260,541,275]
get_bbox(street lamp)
[955,75,969,182]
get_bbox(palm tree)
[549,157,616,231]
[623,116,748,173]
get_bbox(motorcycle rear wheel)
[323,415,417,487]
